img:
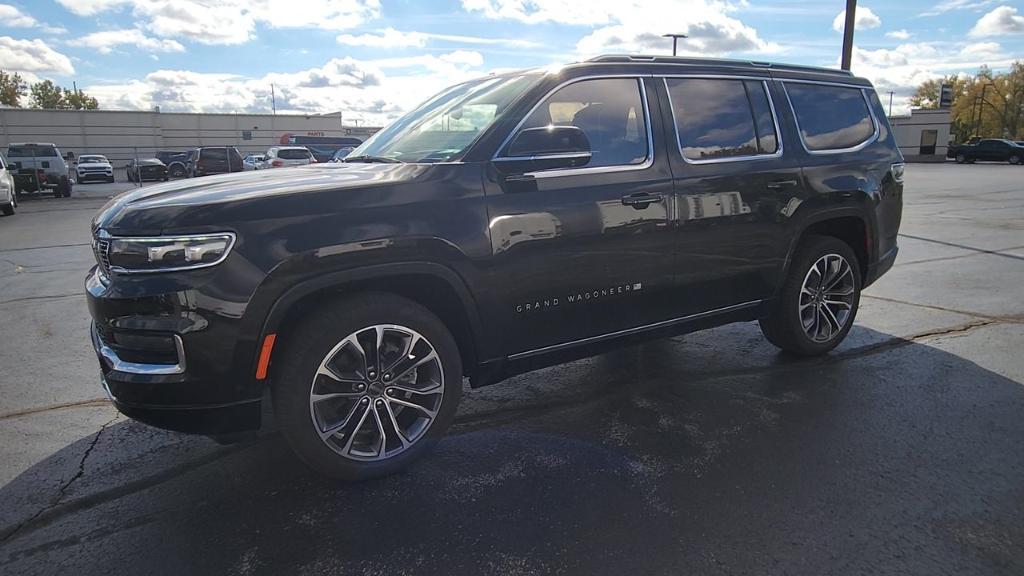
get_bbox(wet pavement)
[1,165,1022,575]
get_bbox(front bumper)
[78,170,113,181]
[86,265,263,434]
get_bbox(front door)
[483,76,676,356]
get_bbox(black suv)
[185,146,243,177]
[87,56,903,480]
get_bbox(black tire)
[759,235,861,356]
[1,199,13,216]
[170,164,186,178]
[955,154,966,164]
[272,293,463,481]
[1009,154,1021,165]
[107,176,115,183]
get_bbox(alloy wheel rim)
[309,324,444,461]
[799,253,856,343]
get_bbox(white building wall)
[889,109,951,161]
[0,108,379,165]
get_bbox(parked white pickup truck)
[6,143,73,198]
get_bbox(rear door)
[484,76,677,356]
[657,75,800,316]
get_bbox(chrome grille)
[93,235,111,271]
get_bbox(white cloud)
[832,6,882,33]
[0,36,74,76]
[69,29,185,54]
[83,51,486,123]
[0,3,37,27]
[55,0,378,45]
[337,28,541,49]
[886,29,911,40]
[337,28,427,48]
[969,6,1024,37]
[921,0,998,17]
[848,40,1013,115]
[463,0,776,57]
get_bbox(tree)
[0,70,28,107]
[64,88,99,110]
[29,79,66,109]
[912,62,1024,142]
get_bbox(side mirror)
[10,161,21,171]
[494,125,591,174]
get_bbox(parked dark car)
[185,146,243,177]
[87,56,904,480]
[154,151,189,178]
[947,138,1024,164]
[126,158,169,182]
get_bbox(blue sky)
[0,0,1021,123]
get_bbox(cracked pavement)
[0,165,1022,575]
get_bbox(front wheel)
[1009,154,1021,165]
[759,235,861,356]
[273,293,463,481]
[955,154,966,164]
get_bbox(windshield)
[278,148,312,160]
[80,156,108,163]
[8,145,58,158]
[349,72,541,163]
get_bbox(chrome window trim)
[92,325,187,375]
[492,75,655,179]
[781,82,880,155]
[96,230,237,274]
[661,76,784,165]
[508,299,762,360]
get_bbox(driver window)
[515,78,649,168]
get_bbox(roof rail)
[585,54,855,77]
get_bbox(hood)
[92,162,428,234]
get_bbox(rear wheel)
[759,235,861,356]
[1,193,14,216]
[170,164,186,178]
[955,153,966,164]
[273,293,463,481]
[1009,154,1021,165]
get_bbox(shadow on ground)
[1,325,1022,576]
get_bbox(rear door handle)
[621,193,663,207]
[766,179,800,190]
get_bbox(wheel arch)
[782,207,873,289]
[258,262,485,382]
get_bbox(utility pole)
[888,91,894,117]
[662,34,688,56]
[271,83,276,115]
[840,0,857,71]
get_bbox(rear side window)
[202,148,227,161]
[278,148,311,160]
[664,78,779,161]
[785,83,875,151]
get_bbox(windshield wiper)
[342,155,404,164]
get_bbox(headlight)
[104,233,236,273]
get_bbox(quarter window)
[514,78,649,168]
[786,83,874,151]
[665,78,779,161]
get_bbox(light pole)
[840,0,857,71]
[888,91,894,117]
[662,34,688,56]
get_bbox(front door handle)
[621,192,663,207]
[766,179,800,190]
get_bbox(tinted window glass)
[786,83,874,151]
[666,79,777,161]
[745,81,778,154]
[8,145,58,157]
[278,148,312,160]
[516,78,648,168]
[203,148,227,161]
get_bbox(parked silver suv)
[6,143,73,198]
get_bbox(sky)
[0,0,1022,123]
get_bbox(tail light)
[272,160,284,167]
[309,158,317,164]
[196,159,205,171]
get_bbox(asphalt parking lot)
[0,164,1022,575]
